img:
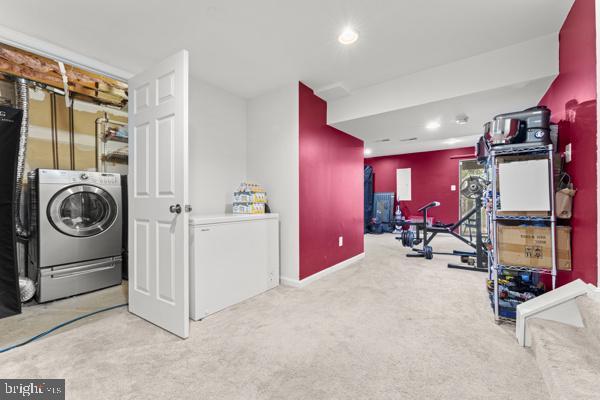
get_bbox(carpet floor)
[0,234,548,399]
[0,283,128,349]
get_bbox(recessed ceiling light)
[364,148,372,156]
[426,121,441,130]
[338,27,359,45]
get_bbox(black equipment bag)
[0,106,23,318]
[364,165,374,233]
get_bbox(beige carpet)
[0,235,548,399]
[0,283,128,349]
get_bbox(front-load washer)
[28,169,123,302]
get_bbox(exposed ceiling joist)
[0,43,127,107]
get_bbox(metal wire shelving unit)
[488,144,557,322]
[95,112,128,172]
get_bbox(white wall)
[327,34,559,125]
[246,84,299,281]
[189,77,247,214]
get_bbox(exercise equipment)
[392,205,404,234]
[368,192,395,234]
[400,230,415,248]
[404,201,440,260]
[398,176,488,272]
[364,165,374,233]
[449,176,488,272]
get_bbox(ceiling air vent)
[373,138,392,143]
[314,83,350,101]
[399,137,418,142]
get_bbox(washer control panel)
[38,169,121,186]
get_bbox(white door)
[128,50,190,338]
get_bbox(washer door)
[48,185,118,237]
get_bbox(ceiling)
[339,77,555,157]
[0,0,573,99]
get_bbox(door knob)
[170,204,182,214]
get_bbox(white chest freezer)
[189,213,279,320]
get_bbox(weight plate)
[424,245,433,260]
[407,231,415,248]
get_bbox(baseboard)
[280,276,302,288]
[280,252,365,288]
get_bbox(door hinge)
[185,205,192,213]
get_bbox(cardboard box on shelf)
[497,225,571,270]
[496,210,551,217]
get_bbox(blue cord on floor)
[0,303,128,354]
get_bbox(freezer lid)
[189,213,279,226]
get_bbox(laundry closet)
[0,43,133,344]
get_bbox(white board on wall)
[498,159,550,211]
[396,168,411,201]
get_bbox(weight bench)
[396,199,487,271]
[404,201,439,260]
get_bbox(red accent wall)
[538,0,597,286]
[299,82,365,280]
[365,148,474,224]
